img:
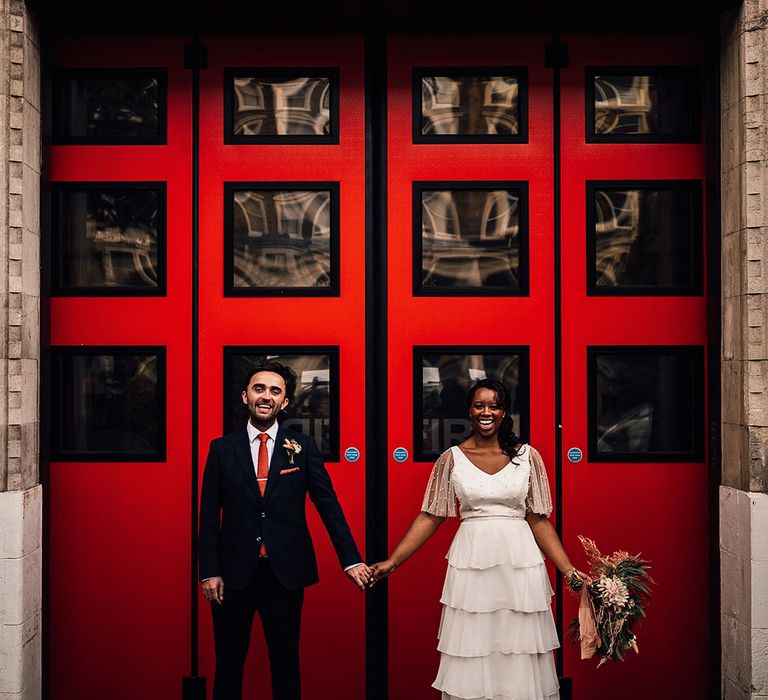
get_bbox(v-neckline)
[455,446,512,477]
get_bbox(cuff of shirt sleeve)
[344,562,364,572]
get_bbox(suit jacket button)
[261,512,266,518]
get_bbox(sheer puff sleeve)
[526,446,553,517]
[421,448,458,518]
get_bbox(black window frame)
[586,179,704,296]
[413,67,529,144]
[224,181,341,298]
[51,345,167,462]
[52,68,168,146]
[223,68,340,145]
[224,345,340,461]
[413,344,531,463]
[413,180,529,297]
[587,345,705,463]
[585,66,702,144]
[51,181,167,297]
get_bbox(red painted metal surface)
[386,34,556,698]
[560,34,710,699]
[48,37,193,700]
[197,35,367,700]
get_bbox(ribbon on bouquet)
[578,584,599,660]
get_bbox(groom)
[199,361,370,700]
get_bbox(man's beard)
[248,403,280,428]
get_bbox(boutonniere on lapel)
[283,438,302,465]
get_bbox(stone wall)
[0,0,41,698]
[721,1,768,698]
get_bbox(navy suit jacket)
[198,424,361,591]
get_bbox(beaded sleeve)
[421,448,458,518]
[526,446,553,517]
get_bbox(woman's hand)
[565,568,590,593]
[368,559,398,586]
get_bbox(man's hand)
[345,563,373,591]
[202,577,224,605]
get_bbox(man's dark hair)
[242,361,298,403]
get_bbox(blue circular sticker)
[567,447,583,463]
[393,447,408,463]
[344,447,360,463]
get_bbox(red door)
[197,35,367,699]
[48,36,193,699]
[46,28,713,700]
[385,33,557,697]
[560,34,711,698]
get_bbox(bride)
[370,378,583,700]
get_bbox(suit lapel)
[233,428,262,504]
[264,425,289,504]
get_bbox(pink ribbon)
[578,585,599,660]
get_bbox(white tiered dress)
[421,444,560,700]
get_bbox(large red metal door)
[48,36,193,699]
[385,34,557,697]
[560,35,712,698]
[197,35,367,699]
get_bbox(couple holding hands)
[199,361,583,700]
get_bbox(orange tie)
[257,433,269,556]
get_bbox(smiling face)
[242,370,290,430]
[469,386,505,438]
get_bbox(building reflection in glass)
[593,186,697,290]
[419,352,525,459]
[233,76,331,136]
[421,75,520,136]
[420,188,522,290]
[57,188,160,291]
[57,74,161,140]
[56,352,161,456]
[229,352,334,456]
[231,189,332,289]
[593,73,697,138]
[593,351,700,455]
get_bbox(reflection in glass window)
[230,188,333,291]
[419,187,525,291]
[591,72,699,139]
[55,186,162,293]
[591,184,701,292]
[228,351,336,457]
[233,75,331,137]
[420,75,521,136]
[54,350,163,458]
[55,72,163,141]
[591,348,703,458]
[418,350,527,460]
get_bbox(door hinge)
[184,44,208,70]
[545,42,569,70]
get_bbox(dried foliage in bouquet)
[568,535,654,668]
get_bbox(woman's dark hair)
[466,378,520,458]
[242,361,298,404]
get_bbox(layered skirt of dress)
[433,516,560,700]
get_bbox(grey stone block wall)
[0,1,41,698]
[0,0,39,494]
[721,1,768,698]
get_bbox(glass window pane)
[55,185,164,294]
[54,71,164,143]
[590,182,701,293]
[416,348,529,461]
[226,349,338,458]
[417,70,526,142]
[417,184,527,294]
[53,349,164,459]
[227,186,337,294]
[589,70,700,141]
[227,71,338,143]
[590,348,704,460]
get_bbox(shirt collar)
[247,420,280,444]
